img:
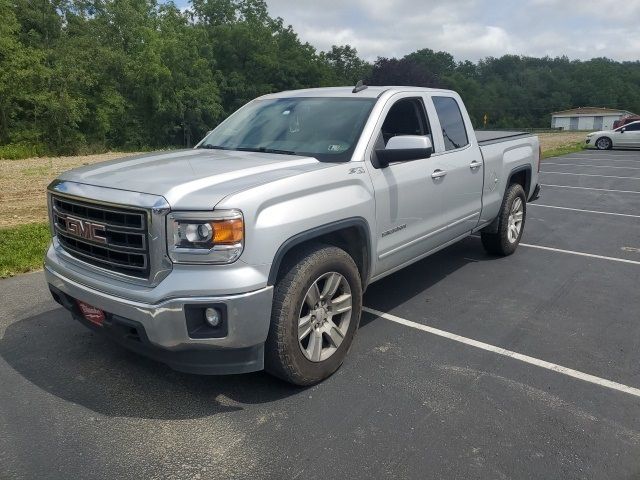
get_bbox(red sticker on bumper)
[76,301,105,326]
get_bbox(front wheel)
[481,183,526,256]
[595,137,612,150]
[265,244,362,385]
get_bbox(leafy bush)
[0,143,45,160]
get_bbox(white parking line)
[540,171,640,181]
[544,162,640,170]
[560,156,640,164]
[470,235,640,263]
[363,307,640,398]
[519,243,640,265]
[529,204,640,219]
[541,184,640,194]
[570,153,640,159]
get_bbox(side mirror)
[375,135,433,168]
[620,128,626,133]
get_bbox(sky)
[178,0,640,62]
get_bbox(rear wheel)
[265,244,362,385]
[481,183,526,256]
[595,137,612,150]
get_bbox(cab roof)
[259,86,455,100]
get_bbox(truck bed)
[475,130,532,146]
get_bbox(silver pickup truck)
[45,85,541,385]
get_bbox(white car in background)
[586,120,640,150]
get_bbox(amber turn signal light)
[213,217,244,245]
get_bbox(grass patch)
[23,165,54,176]
[0,143,171,160]
[0,143,45,160]
[0,223,51,278]
[542,141,585,159]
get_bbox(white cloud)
[265,0,640,61]
[436,24,515,57]
[529,0,640,24]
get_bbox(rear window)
[433,96,469,151]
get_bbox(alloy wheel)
[596,138,611,150]
[298,272,353,362]
[507,197,524,243]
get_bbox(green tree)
[321,45,371,85]
[2,0,640,157]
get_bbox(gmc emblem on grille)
[61,214,107,244]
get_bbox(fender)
[267,217,372,287]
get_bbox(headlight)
[167,210,244,264]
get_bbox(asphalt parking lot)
[2,149,640,480]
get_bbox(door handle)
[431,169,447,179]
[469,161,482,170]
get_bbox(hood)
[587,130,613,136]
[59,149,331,209]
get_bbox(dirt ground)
[0,132,587,229]
[537,131,585,151]
[0,152,141,229]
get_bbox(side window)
[433,96,469,151]
[626,123,640,131]
[380,98,430,146]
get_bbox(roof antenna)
[352,80,368,94]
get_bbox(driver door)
[368,95,450,277]
[620,122,640,147]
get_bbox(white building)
[550,107,636,131]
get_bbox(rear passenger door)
[428,95,484,238]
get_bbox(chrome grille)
[52,196,150,278]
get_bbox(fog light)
[204,307,221,327]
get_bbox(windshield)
[198,97,376,162]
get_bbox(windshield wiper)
[236,147,298,156]
[198,144,298,155]
[198,144,231,150]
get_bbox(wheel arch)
[268,217,373,289]
[507,164,531,195]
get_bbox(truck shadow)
[0,309,303,420]
[0,237,496,421]
[361,236,492,326]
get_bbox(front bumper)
[45,248,274,375]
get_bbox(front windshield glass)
[198,97,377,162]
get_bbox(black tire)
[265,243,362,386]
[481,183,526,256]
[595,137,612,150]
